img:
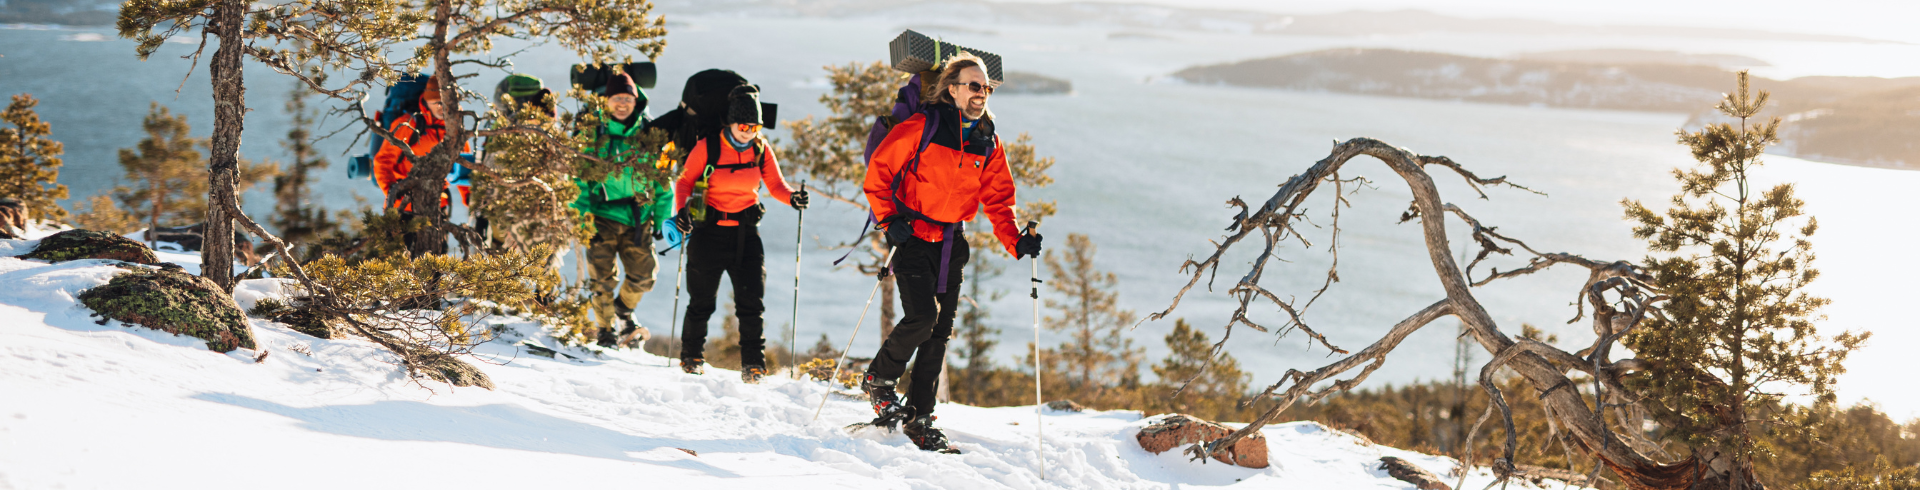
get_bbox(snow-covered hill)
[0,229,1560,490]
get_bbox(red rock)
[1135,414,1270,468]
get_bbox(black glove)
[1015,231,1043,258]
[883,216,914,248]
[789,189,810,210]
[672,210,695,234]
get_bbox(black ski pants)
[869,235,969,417]
[680,221,768,368]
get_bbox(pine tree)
[71,194,141,234]
[955,254,1007,378]
[0,94,69,223]
[1152,318,1248,419]
[269,80,343,259]
[1623,71,1869,488]
[113,103,273,248]
[115,103,208,246]
[1041,233,1143,390]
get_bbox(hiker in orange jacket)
[373,76,470,212]
[669,84,809,383]
[858,52,1043,454]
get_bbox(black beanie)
[603,72,640,100]
[727,84,763,125]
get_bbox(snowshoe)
[903,415,961,454]
[680,357,705,375]
[741,365,767,384]
[860,372,909,423]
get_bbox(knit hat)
[421,76,442,103]
[727,84,762,125]
[604,72,640,100]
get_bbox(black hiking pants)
[869,235,969,417]
[681,218,768,368]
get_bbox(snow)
[0,228,1575,489]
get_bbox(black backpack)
[646,69,778,154]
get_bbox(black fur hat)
[726,84,763,125]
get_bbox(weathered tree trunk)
[202,0,245,292]
[391,0,462,258]
[879,275,896,340]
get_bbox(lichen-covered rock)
[78,267,255,352]
[1380,456,1452,490]
[24,229,159,264]
[1135,414,1270,468]
[415,351,494,389]
[247,298,338,339]
[1046,400,1086,412]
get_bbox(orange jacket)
[863,104,1020,256]
[674,134,796,217]
[373,103,469,209]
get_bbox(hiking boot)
[903,415,961,454]
[860,372,908,426]
[680,357,705,375]
[741,365,767,384]
[595,327,618,348]
[615,316,650,348]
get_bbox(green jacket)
[571,113,672,229]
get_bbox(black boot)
[903,414,960,454]
[860,371,909,428]
[741,365,767,384]
[680,357,705,375]
[595,327,618,348]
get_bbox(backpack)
[345,74,477,187]
[645,69,778,155]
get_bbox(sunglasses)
[733,123,762,133]
[952,80,994,95]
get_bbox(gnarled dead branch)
[1156,138,1702,490]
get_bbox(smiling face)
[607,93,637,120]
[945,65,991,120]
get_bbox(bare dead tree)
[1149,137,1734,489]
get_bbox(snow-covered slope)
[0,231,1557,490]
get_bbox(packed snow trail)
[0,231,1566,489]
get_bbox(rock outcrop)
[0,198,25,239]
[1135,414,1270,468]
[78,266,255,353]
[24,229,160,265]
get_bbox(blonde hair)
[921,51,988,106]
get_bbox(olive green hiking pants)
[588,216,658,330]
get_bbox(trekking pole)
[811,245,898,423]
[789,180,806,379]
[667,234,688,368]
[1023,220,1045,480]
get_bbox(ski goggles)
[952,80,994,95]
[733,123,762,134]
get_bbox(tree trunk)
[202,0,245,292]
[879,274,896,340]
[393,0,461,258]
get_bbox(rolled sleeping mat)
[570,62,659,93]
[888,29,1003,84]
